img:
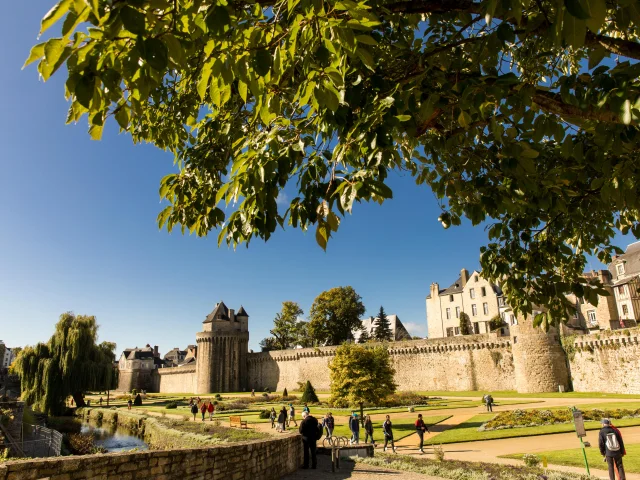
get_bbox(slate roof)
[609,242,640,280]
[126,349,154,360]
[236,306,249,317]
[204,301,230,322]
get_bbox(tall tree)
[373,306,393,341]
[329,343,397,419]
[12,313,117,415]
[259,337,278,352]
[27,0,640,327]
[269,301,306,350]
[308,287,365,345]
[459,312,472,335]
[358,325,371,344]
[300,380,320,403]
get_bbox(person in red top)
[208,401,215,420]
[200,401,207,421]
[415,414,429,453]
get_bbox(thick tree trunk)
[72,392,85,408]
[360,403,364,427]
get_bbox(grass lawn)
[329,415,451,441]
[503,444,640,474]
[425,415,640,445]
[415,390,640,399]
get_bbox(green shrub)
[133,394,142,407]
[522,454,541,468]
[433,445,445,462]
[131,389,138,396]
[264,387,271,394]
[283,388,288,397]
[301,381,319,403]
[166,402,178,409]
[259,410,271,419]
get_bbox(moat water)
[80,421,148,452]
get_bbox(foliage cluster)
[329,343,396,408]
[11,313,117,415]
[309,286,366,345]
[373,306,393,341]
[165,401,178,409]
[483,407,640,430]
[259,301,311,351]
[301,380,320,403]
[522,454,541,468]
[66,432,107,455]
[352,453,592,480]
[375,392,432,408]
[459,312,472,336]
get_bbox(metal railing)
[0,401,62,458]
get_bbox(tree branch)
[531,90,622,124]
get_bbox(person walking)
[99,397,103,406]
[190,402,198,421]
[299,411,319,469]
[322,413,334,439]
[415,414,429,453]
[277,406,288,432]
[349,413,360,445]
[127,398,132,410]
[302,403,310,414]
[383,415,397,453]
[288,404,298,427]
[485,394,494,412]
[200,401,207,421]
[364,415,376,446]
[599,418,626,480]
[208,401,215,420]
[270,408,277,428]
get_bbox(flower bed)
[481,408,640,431]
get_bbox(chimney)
[229,309,235,322]
[154,346,159,358]
[460,269,470,288]
[430,283,440,297]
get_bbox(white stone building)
[0,341,13,369]
[609,242,640,327]
[426,269,511,339]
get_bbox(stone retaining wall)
[0,433,302,480]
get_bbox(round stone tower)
[195,301,250,394]
[511,313,569,393]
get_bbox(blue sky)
[0,2,628,354]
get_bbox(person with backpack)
[364,415,376,446]
[382,415,397,453]
[485,394,494,412]
[200,401,207,421]
[349,413,360,445]
[415,413,429,453]
[322,412,334,439]
[270,407,277,428]
[299,411,319,469]
[127,398,132,410]
[599,418,626,480]
[302,403,310,414]
[190,402,198,421]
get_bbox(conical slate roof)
[236,306,249,317]
[204,301,230,323]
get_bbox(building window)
[446,327,454,337]
[618,285,627,298]
[475,275,479,282]
[454,327,460,335]
[510,314,516,325]
[470,288,476,299]
[481,287,486,297]
[455,307,460,318]
[622,304,629,317]
[483,302,489,315]
[587,310,597,326]
[473,322,480,334]
[446,308,451,319]
[472,304,478,316]
[498,297,505,307]
[450,295,454,302]
[616,263,625,276]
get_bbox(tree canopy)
[260,301,309,350]
[11,312,117,415]
[459,311,472,335]
[373,305,393,341]
[308,286,365,344]
[28,0,640,327]
[301,380,320,402]
[329,343,396,408]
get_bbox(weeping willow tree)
[12,312,117,415]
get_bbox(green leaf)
[564,0,591,20]
[23,42,45,69]
[622,99,632,125]
[44,38,67,67]
[584,0,607,31]
[238,79,248,103]
[588,46,607,69]
[315,222,328,250]
[198,61,213,101]
[458,111,472,128]
[356,35,378,45]
[396,115,411,122]
[253,50,272,77]
[563,15,587,48]
[324,85,339,111]
[206,6,231,36]
[114,106,129,129]
[140,38,169,71]
[89,122,104,141]
[40,0,72,35]
[120,6,145,35]
[356,47,375,71]
[163,34,186,68]
[520,148,540,159]
[75,75,95,109]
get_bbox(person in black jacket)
[382,415,397,453]
[299,411,319,469]
[598,418,626,480]
[277,406,288,432]
[415,414,429,453]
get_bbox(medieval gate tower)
[195,301,249,394]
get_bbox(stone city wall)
[247,334,515,392]
[0,433,302,480]
[568,328,640,394]
[153,365,197,393]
